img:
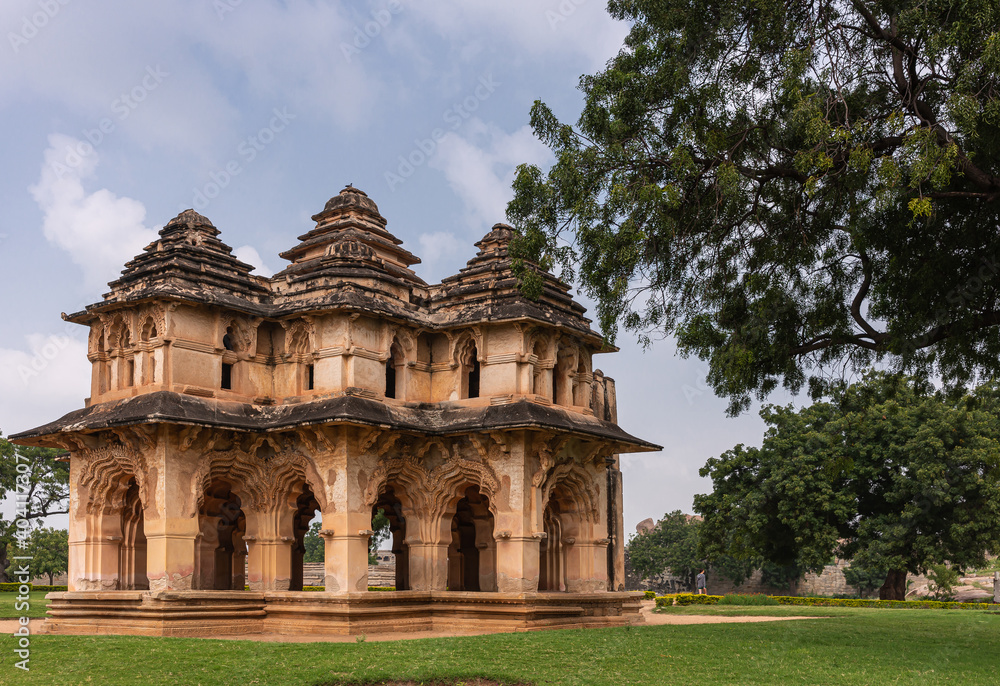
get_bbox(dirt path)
[1,602,822,643]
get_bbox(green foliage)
[23,527,68,585]
[369,507,390,565]
[695,373,1000,600]
[508,0,1000,415]
[656,593,1000,611]
[302,521,324,564]
[0,583,66,592]
[926,564,961,601]
[0,432,70,582]
[626,510,703,589]
[843,563,889,598]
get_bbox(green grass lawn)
[0,592,49,619]
[0,606,997,685]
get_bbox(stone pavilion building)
[13,187,659,635]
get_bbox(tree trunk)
[48,572,54,585]
[0,541,9,584]
[879,569,907,600]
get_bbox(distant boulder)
[636,518,655,534]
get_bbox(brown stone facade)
[13,187,657,635]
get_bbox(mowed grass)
[1,606,998,685]
[0,592,49,618]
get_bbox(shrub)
[0,583,67,592]
[926,564,960,601]
[653,591,1000,611]
[644,590,656,599]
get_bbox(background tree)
[508,0,1000,414]
[369,508,390,565]
[25,527,69,585]
[627,510,703,590]
[695,374,1000,599]
[843,563,888,598]
[0,433,69,582]
[302,521,324,564]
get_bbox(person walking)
[696,569,707,595]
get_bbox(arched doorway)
[447,486,495,592]
[289,483,320,591]
[372,486,409,590]
[196,480,247,590]
[118,477,148,590]
[539,499,565,592]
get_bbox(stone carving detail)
[77,441,153,515]
[364,444,501,527]
[540,461,601,522]
[192,443,327,514]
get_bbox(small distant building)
[13,187,659,635]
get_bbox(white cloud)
[406,0,628,70]
[0,2,377,160]
[0,333,90,437]
[416,231,466,283]
[29,134,159,291]
[233,245,274,278]
[429,120,552,232]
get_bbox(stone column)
[245,507,296,591]
[494,534,541,592]
[406,513,450,591]
[321,510,371,594]
[606,456,625,592]
[493,434,541,592]
[144,514,199,591]
[67,460,121,591]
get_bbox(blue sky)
[0,0,781,534]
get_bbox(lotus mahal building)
[13,186,659,636]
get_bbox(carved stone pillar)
[321,510,371,594]
[407,541,449,591]
[245,507,296,591]
[144,514,199,591]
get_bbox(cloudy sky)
[0,0,786,535]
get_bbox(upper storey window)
[385,352,397,399]
[459,340,480,399]
[385,338,404,400]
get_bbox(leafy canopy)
[694,373,1000,599]
[627,510,703,588]
[0,432,69,582]
[508,0,1000,413]
[24,527,69,585]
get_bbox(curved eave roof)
[10,391,661,453]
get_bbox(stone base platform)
[43,591,644,638]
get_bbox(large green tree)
[0,433,70,582]
[25,527,69,585]
[508,0,1000,413]
[694,374,1000,599]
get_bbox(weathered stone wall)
[626,551,930,598]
